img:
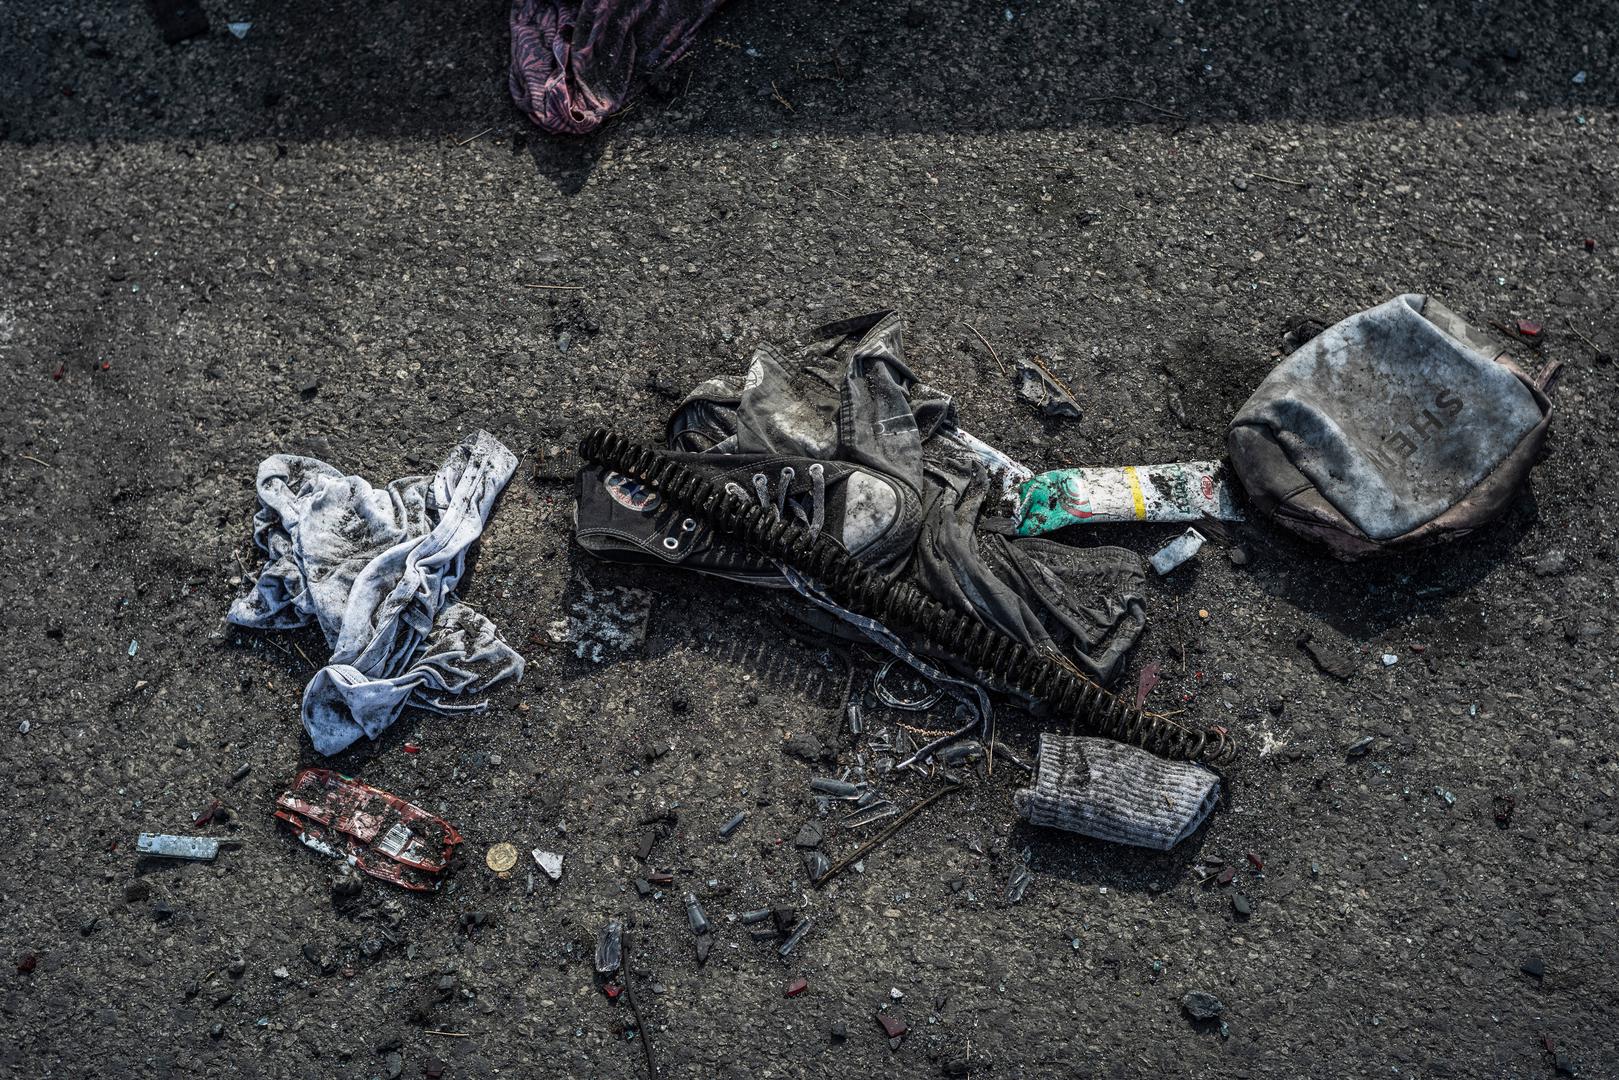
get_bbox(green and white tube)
[1014,461,1243,536]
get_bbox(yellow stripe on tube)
[1123,466,1147,520]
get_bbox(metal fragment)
[684,893,711,936]
[594,920,623,976]
[718,811,747,840]
[778,917,813,957]
[809,778,862,798]
[136,834,219,861]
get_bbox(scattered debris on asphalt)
[1013,355,1082,419]
[813,784,964,889]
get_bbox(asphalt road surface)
[2,2,1616,1077]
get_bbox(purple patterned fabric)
[510,0,726,135]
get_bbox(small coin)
[485,842,519,874]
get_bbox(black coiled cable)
[579,428,1235,765]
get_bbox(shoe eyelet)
[662,536,680,550]
[681,518,697,531]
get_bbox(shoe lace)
[727,463,825,538]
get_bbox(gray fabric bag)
[1228,295,1557,559]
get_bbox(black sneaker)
[574,450,919,587]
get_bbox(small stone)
[376,1032,404,1052]
[124,879,152,903]
[1298,633,1355,680]
[227,958,247,979]
[876,1012,907,1039]
[1232,176,1249,191]
[794,822,823,849]
[1181,989,1225,1020]
[425,1057,445,1080]
[1520,956,1545,979]
[1232,893,1252,917]
[531,850,564,881]
[801,850,831,883]
[302,943,324,970]
[634,878,653,898]
[1534,551,1571,577]
[1346,735,1375,757]
[209,1022,224,1039]
[1381,653,1398,666]
[272,966,290,980]
[152,900,174,922]
[1228,544,1250,566]
[383,1052,403,1080]
[695,933,712,966]
[1006,862,1033,903]
[783,732,826,763]
[830,1021,847,1041]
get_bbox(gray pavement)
[2,2,1617,1077]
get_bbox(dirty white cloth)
[227,431,525,755]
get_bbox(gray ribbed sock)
[1014,733,1219,850]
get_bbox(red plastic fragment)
[1245,851,1264,872]
[1216,866,1237,886]
[194,798,223,826]
[603,983,622,1000]
[100,361,111,371]
[785,977,808,998]
[1584,238,1596,252]
[273,768,462,892]
[1135,663,1161,710]
[877,1012,907,1039]
[51,364,65,381]
[402,743,420,754]
[1516,319,1543,338]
